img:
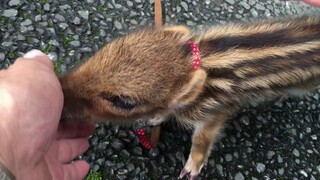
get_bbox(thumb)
[22,50,54,71]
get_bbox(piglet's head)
[59,26,207,123]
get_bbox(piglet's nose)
[60,105,68,121]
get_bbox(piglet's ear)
[170,69,207,108]
[163,25,191,36]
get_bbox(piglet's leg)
[179,114,227,179]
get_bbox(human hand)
[0,50,95,180]
[300,0,320,6]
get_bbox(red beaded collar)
[188,40,201,70]
[136,41,201,150]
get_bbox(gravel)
[1,0,320,179]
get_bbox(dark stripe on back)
[242,76,320,97]
[206,47,320,95]
[199,24,320,55]
[206,67,238,80]
[234,47,320,78]
[206,47,320,79]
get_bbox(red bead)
[136,128,153,149]
[188,40,201,70]
[136,129,146,135]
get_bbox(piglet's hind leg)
[179,114,227,179]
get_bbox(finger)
[57,120,96,139]
[300,0,320,6]
[58,138,90,163]
[23,49,46,58]
[15,49,54,71]
[63,160,90,180]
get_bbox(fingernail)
[23,49,46,59]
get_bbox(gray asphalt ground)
[1,0,320,179]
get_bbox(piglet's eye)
[100,93,136,111]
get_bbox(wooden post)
[150,0,163,147]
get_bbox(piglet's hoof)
[179,168,199,180]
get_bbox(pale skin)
[0,50,95,180]
[300,0,320,6]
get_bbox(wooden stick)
[150,0,163,147]
[154,0,163,28]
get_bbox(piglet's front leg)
[148,112,170,126]
[179,114,227,179]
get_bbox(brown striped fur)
[59,16,320,179]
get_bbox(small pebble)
[96,158,105,166]
[0,53,5,61]
[59,23,69,29]
[73,17,81,25]
[235,14,242,19]
[133,147,142,155]
[293,148,300,157]
[17,34,25,41]
[299,170,308,177]
[2,42,13,47]
[306,127,311,133]
[127,1,133,7]
[120,150,130,158]
[267,151,275,159]
[59,4,71,10]
[92,164,100,171]
[70,41,81,47]
[8,0,20,6]
[256,163,266,173]
[117,162,125,169]
[127,163,135,172]
[55,14,66,22]
[114,20,123,30]
[278,155,283,163]
[110,139,124,150]
[256,3,266,10]
[235,172,245,180]
[180,2,188,11]
[226,0,235,5]
[279,168,284,175]
[250,9,259,17]
[239,2,251,10]
[97,141,108,150]
[114,4,122,9]
[44,3,50,11]
[3,9,18,17]
[216,164,224,176]
[225,154,233,162]
[78,10,89,19]
[48,40,59,46]
[240,115,250,125]
[149,148,159,157]
[47,52,58,61]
